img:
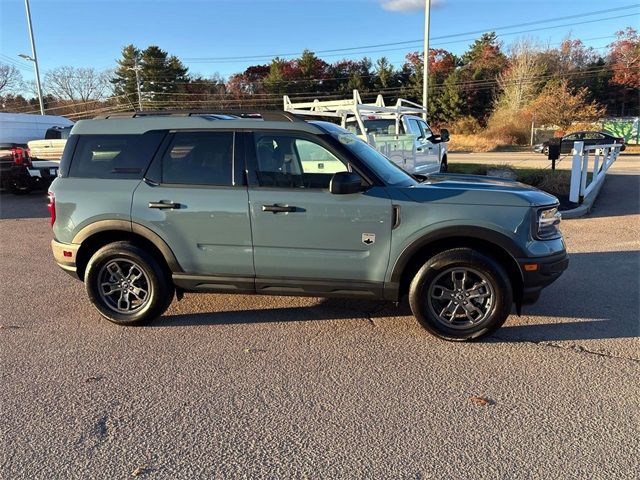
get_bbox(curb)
[560,176,607,219]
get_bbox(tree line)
[0,28,637,139]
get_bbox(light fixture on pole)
[22,0,45,115]
[422,0,431,121]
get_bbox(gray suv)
[49,111,568,341]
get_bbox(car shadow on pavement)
[156,251,639,343]
[492,249,639,343]
[152,298,391,327]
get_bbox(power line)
[182,7,639,62]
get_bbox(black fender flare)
[72,220,182,272]
[389,225,525,284]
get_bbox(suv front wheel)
[85,241,174,325]
[409,248,512,341]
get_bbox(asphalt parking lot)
[1,156,638,479]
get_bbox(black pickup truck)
[0,143,33,194]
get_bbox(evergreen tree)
[263,58,287,95]
[438,69,464,123]
[459,32,507,122]
[375,57,395,90]
[140,46,188,105]
[111,44,141,106]
[111,44,188,108]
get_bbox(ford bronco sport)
[49,111,568,341]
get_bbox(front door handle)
[149,201,180,209]
[262,204,297,213]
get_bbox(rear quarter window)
[68,132,165,179]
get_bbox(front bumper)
[517,250,569,304]
[51,239,81,279]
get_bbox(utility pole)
[530,116,535,146]
[132,58,143,111]
[23,0,44,115]
[422,0,431,121]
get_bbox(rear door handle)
[149,201,180,209]
[262,204,297,213]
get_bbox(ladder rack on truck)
[283,90,449,175]
[283,89,427,139]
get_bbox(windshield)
[332,132,418,187]
[345,119,397,136]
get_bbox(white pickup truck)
[284,90,449,175]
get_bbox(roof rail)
[94,110,304,122]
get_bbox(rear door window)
[161,131,234,186]
[68,131,165,179]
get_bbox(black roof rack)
[94,110,304,122]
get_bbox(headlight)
[535,206,562,239]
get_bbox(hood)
[400,173,558,207]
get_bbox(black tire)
[439,155,448,173]
[9,178,32,195]
[84,241,174,325]
[408,248,512,341]
[542,146,549,156]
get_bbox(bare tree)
[0,63,24,95]
[496,40,545,113]
[44,66,112,103]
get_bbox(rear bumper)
[51,239,81,279]
[517,251,569,304]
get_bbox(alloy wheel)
[97,258,152,314]
[427,267,495,329]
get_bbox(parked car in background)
[534,131,626,155]
[0,113,73,194]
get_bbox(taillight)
[47,191,56,227]
[11,147,32,168]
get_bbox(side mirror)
[440,128,450,143]
[330,171,363,195]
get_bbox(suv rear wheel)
[409,248,512,341]
[84,241,174,325]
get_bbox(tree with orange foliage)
[608,28,640,89]
[525,78,605,129]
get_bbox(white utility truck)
[284,90,449,174]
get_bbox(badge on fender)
[362,233,375,245]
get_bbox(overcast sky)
[1,0,638,82]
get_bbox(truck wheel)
[409,248,512,341]
[9,178,32,195]
[439,156,448,173]
[84,241,174,325]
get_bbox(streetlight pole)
[422,0,431,121]
[23,0,44,115]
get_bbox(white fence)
[569,141,622,204]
